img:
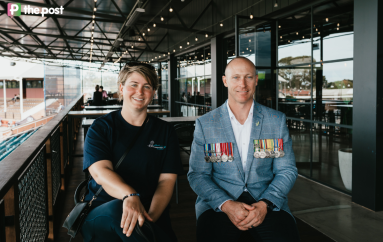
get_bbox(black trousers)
[196,192,300,242]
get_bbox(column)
[211,35,226,108]
[352,0,383,211]
[168,54,177,117]
[19,78,23,119]
[3,80,6,113]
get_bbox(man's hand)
[221,200,255,231]
[237,201,268,229]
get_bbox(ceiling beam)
[135,20,213,36]
[190,0,213,29]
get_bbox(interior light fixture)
[302,36,305,39]
[249,49,252,52]
[169,7,173,12]
[153,23,156,27]
[326,18,328,22]
[337,23,340,26]
[147,28,150,32]
[131,45,134,48]
[250,13,253,19]
[316,28,318,31]
[142,33,145,36]
[163,54,165,56]
[220,23,223,27]
[161,16,164,21]
[173,49,176,52]
[187,41,190,45]
[180,46,182,49]
[280,36,282,39]
[138,37,141,41]
[246,48,248,50]
[337,27,339,30]
[155,57,157,59]
[92,26,94,29]
[249,39,251,42]
[195,37,198,41]
[279,25,281,28]
[296,32,298,35]
[92,15,95,18]
[94,0,97,2]
[274,0,278,7]
[205,34,208,37]
[94,8,97,11]
[92,20,95,23]
[318,32,320,34]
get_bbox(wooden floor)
[55,127,334,242]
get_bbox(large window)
[161,62,169,110]
[175,46,212,117]
[277,3,354,193]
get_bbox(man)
[188,57,299,242]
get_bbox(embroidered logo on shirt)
[148,141,166,150]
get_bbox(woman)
[82,63,183,241]
[99,85,108,100]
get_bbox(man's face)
[222,58,258,105]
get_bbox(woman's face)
[120,72,155,111]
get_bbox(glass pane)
[161,62,169,110]
[288,120,311,178]
[313,61,353,125]
[195,48,204,76]
[204,46,211,76]
[312,125,352,192]
[256,69,275,109]
[204,77,212,107]
[225,36,236,61]
[278,10,312,66]
[240,23,272,67]
[278,66,312,119]
[313,3,354,62]
[83,70,102,101]
[0,81,3,89]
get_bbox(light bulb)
[173,49,175,52]
[92,15,95,18]
[168,52,170,55]
[296,32,298,35]
[161,16,164,21]
[131,45,133,48]
[279,25,281,28]
[250,13,253,19]
[205,34,208,37]
[138,37,141,41]
[153,23,156,27]
[142,33,145,36]
[220,23,223,27]
[187,41,190,45]
[195,37,198,41]
[326,18,328,22]
[280,36,282,39]
[169,7,173,12]
[180,46,182,49]
[147,28,150,32]
[94,8,96,11]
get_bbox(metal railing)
[0,95,83,242]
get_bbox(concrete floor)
[288,176,383,242]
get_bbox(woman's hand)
[121,196,153,237]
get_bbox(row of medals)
[204,151,233,162]
[253,144,285,158]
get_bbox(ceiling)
[0,0,352,70]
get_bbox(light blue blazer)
[187,100,298,219]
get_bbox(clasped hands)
[221,200,268,231]
[120,196,153,237]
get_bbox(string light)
[220,23,223,27]
[153,23,156,27]
[161,16,164,21]
[195,37,198,41]
[147,28,150,32]
[169,7,173,12]
[250,13,253,19]
[94,8,97,11]
[274,0,278,7]
[326,18,328,22]
[142,33,145,36]
[180,45,182,49]
[187,41,190,45]
[205,33,208,37]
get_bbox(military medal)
[204,144,210,162]
[228,142,234,162]
[278,139,285,157]
[221,143,228,162]
[259,140,266,158]
[215,144,222,162]
[253,140,260,158]
[274,139,280,158]
[210,144,216,162]
[269,140,275,158]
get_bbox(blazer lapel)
[245,101,264,183]
[220,101,245,180]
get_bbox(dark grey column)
[168,54,177,117]
[211,35,225,109]
[352,0,383,211]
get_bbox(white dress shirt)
[218,101,254,210]
[226,101,254,171]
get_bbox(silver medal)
[274,151,280,158]
[259,150,266,159]
[221,154,228,162]
[279,150,285,157]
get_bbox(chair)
[92,92,103,106]
[174,123,195,204]
[174,123,195,155]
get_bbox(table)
[82,116,200,139]
[84,104,163,110]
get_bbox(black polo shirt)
[83,110,183,209]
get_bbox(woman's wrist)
[122,193,140,202]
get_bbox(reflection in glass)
[311,126,352,192]
[278,66,311,119]
[313,61,353,125]
[278,10,312,66]
[288,120,311,178]
[313,3,353,62]
[256,69,275,109]
[161,62,169,110]
[239,23,271,67]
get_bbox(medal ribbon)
[212,143,215,157]
[208,144,211,156]
[278,139,283,151]
[262,139,266,151]
[216,143,220,156]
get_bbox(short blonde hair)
[117,64,159,101]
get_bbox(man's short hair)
[224,56,256,76]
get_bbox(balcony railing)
[0,95,83,242]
